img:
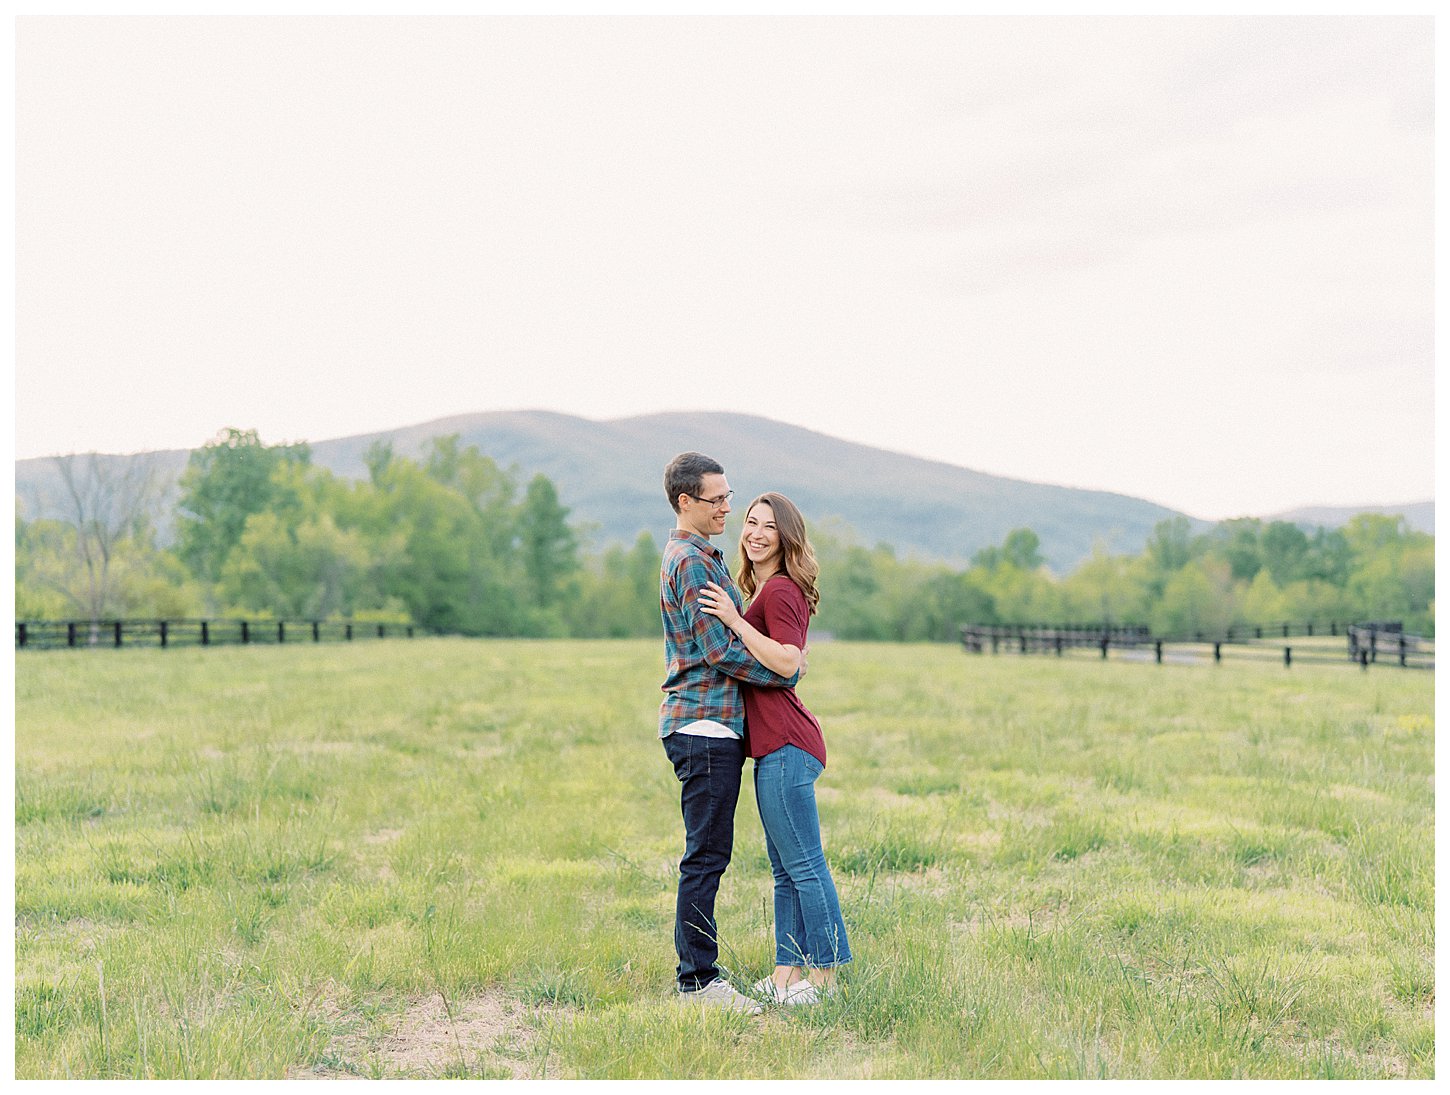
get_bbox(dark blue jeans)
[663,731,745,991]
[754,745,851,969]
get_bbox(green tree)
[816,543,889,639]
[893,567,995,641]
[1260,521,1311,586]
[517,473,579,613]
[175,428,311,587]
[1059,544,1150,624]
[971,528,1044,574]
[1343,513,1411,556]
[1145,516,1195,573]
[1239,569,1289,625]
[1342,516,1434,631]
[568,531,661,638]
[1303,527,1352,586]
[356,447,532,635]
[16,513,204,625]
[219,510,378,619]
[1002,528,1044,571]
[1209,518,1263,582]
[1151,558,1236,638]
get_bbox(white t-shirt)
[672,719,738,739]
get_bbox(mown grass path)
[15,639,1433,1078]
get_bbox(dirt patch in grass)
[16,915,120,953]
[287,741,365,756]
[291,988,569,1079]
[1282,1033,1413,1079]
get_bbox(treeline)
[15,429,1434,640]
[809,518,1433,641]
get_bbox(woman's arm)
[697,581,803,678]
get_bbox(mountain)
[23,410,1423,571]
[1269,502,1434,536]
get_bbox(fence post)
[1054,636,1063,656]
[1155,640,1163,664]
[1255,626,1262,639]
[378,624,386,639]
[1369,631,1378,663]
[241,621,250,644]
[278,621,286,644]
[312,620,321,642]
[159,620,168,648]
[407,627,414,638]
[1331,621,1337,637]
[1284,646,1292,667]
[1360,647,1369,670]
[1307,622,1314,637]
[1399,635,1407,668]
[345,623,353,641]
[114,621,122,648]
[991,634,998,654]
[17,623,27,648]
[201,620,209,646]
[1214,641,1221,663]
[67,621,76,647]
[1100,636,1109,659]
[1282,622,1290,638]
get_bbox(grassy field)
[14,639,1434,1078]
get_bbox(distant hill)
[1269,502,1434,536]
[14,410,1429,570]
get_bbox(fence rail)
[15,618,416,651]
[960,621,1433,671]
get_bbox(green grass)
[15,639,1434,1078]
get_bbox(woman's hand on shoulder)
[697,581,743,629]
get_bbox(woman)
[697,492,851,1006]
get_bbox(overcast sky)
[14,16,1434,520]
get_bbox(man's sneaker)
[678,978,764,1015]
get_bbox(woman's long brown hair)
[735,492,821,616]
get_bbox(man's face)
[678,472,732,539]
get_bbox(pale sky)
[13,15,1435,520]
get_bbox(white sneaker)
[751,976,789,1003]
[751,976,830,1006]
[678,978,764,1015]
[781,980,823,1007]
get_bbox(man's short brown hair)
[664,452,725,513]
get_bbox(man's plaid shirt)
[659,529,798,737]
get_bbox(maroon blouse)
[741,574,827,767]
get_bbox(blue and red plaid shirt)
[659,528,798,737]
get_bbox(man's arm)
[698,579,801,676]
[671,555,798,688]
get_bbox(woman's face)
[743,503,781,569]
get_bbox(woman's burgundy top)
[741,573,827,767]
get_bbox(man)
[659,451,801,1013]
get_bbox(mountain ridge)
[14,410,1434,570]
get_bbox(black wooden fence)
[960,620,1433,671]
[15,618,416,651]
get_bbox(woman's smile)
[743,504,780,566]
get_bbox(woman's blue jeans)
[753,745,852,969]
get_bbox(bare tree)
[49,452,163,637]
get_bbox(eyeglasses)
[687,490,733,509]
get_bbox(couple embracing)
[658,451,850,1014]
